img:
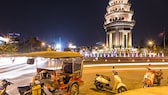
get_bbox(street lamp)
[41,42,45,47]
[147,40,155,54]
[148,40,154,47]
[102,44,105,47]
[41,42,45,51]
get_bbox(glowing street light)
[41,42,45,47]
[40,42,45,51]
[102,44,105,47]
[148,40,154,47]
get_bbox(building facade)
[8,32,20,44]
[104,0,135,49]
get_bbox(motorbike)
[0,79,13,95]
[18,77,46,95]
[143,69,163,87]
[94,71,127,93]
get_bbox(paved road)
[80,65,168,95]
[0,58,168,95]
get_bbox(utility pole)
[164,28,166,49]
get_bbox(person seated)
[60,63,73,84]
[63,63,72,74]
[39,70,58,92]
[40,70,51,79]
[63,75,71,84]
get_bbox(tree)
[139,40,145,48]
[17,36,46,52]
[0,43,17,54]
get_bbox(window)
[115,17,118,21]
[110,19,112,22]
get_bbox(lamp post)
[41,42,45,46]
[147,40,154,51]
[148,40,154,47]
[41,42,45,51]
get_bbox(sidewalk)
[117,86,168,95]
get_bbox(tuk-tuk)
[17,51,84,95]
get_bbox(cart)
[17,51,84,95]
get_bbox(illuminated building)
[104,0,135,49]
[8,32,20,44]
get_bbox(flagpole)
[164,28,166,49]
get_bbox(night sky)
[0,0,167,47]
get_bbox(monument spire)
[104,0,135,49]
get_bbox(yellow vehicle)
[17,51,84,95]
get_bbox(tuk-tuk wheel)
[68,83,79,95]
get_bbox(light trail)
[0,69,36,79]
[84,62,168,67]
[1,57,168,79]
[0,57,48,79]
[0,57,27,68]
[103,67,168,71]
[0,64,36,79]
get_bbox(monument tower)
[104,0,135,49]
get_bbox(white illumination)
[56,43,62,51]
[0,36,9,43]
[68,43,77,49]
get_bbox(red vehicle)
[17,51,84,95]
[143,68,163,87]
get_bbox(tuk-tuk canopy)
[15,51,82,58]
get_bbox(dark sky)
[0,0,167,47]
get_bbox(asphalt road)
[0,58,167,95]
[6,65,168,95]
[80,65,168,95]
